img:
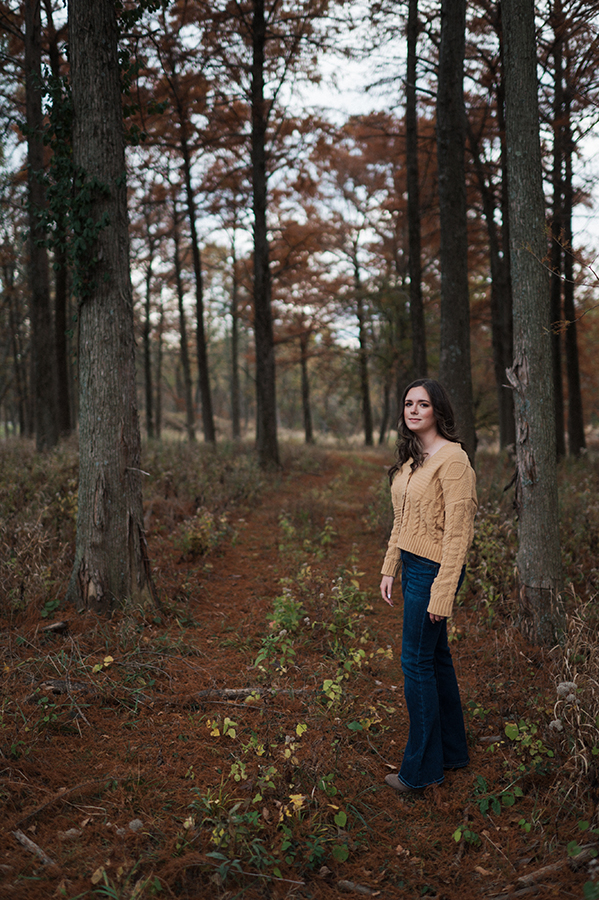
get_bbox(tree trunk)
[44,0,71,437]
[172,199,196,442]
[251,0,279,467]
[143,246,154,439]
[155,296,164,440]
[352,254,373,446]
[436,0,476,461]
[4,259,27,435]
[405,0,427,377]
[468,119,514,449]
[178,131,215,444]
[495,34,516,449]
[550,1,566,458]
[562,85,585,457]
[24,0,58,451]
[66,0,155,613]
[230,237,241,441]
[299,331,314,444]
[379,378,391,445]
[503,0,564,645]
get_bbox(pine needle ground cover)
[1,441,598,900]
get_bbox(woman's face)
[403,386,438,438]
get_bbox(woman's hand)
[380,575,394,606]
[429,613,446,624]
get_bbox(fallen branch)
[14,776,117,828]
[516,843,598,886]
[337,880,380,896]
[487,844,599,899]
[41,621,69,635]
[13,829,56,868]
[34,679,96,696]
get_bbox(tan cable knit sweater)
[381,442,477,617]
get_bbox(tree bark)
[405,0,427,377]
[352,253,373,446]
[436,0,476,461]
[178,128,215,443]
[66,0,155,613]
[142,237,154,439]
[503,0,564,645]
[550,1,566,458]
[172,199,196,442]
[44,0,71,437]
[155,296,164,440]
[562,84,585,456]
[495,26,516,449]
[3,257,28,435]
[468,119,514,449]
[251,0,280,467]
[379,377,391,446]
[299,331,314,444]
[230,236,241,441]
[24,0,58,451]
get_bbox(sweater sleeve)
[380,474,404,578]
[427,459,477,617]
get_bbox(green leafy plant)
[452,825,481,847]
[504,719,555,772]
[472,774,524,817]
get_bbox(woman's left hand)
[429,613,446,624]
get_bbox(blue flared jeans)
[397,550,469,789]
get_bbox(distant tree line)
[0,0,596,639]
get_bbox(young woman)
[380,379,477,793]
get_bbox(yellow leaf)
[474,866,493,876]
[91,867,105,885]
[289,794,305,811]
[103,656,114,666]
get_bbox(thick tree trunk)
[563,92,585,457]
[503,0,564,645]
[53,247,71,436]
[251,0,279,467]
[44,0,71,437]
[172,200,196,442]
[436,0,476,461]
[550,2,566,458]
[66,0,155,613]
[24,0,58,451]
[495,47,516,450]
[405,0,427,377]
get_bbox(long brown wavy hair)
[388,379,461,482]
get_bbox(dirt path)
[1,448,594,900]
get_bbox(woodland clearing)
[1,441,599,900]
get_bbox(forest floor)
[1,444,598,900]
